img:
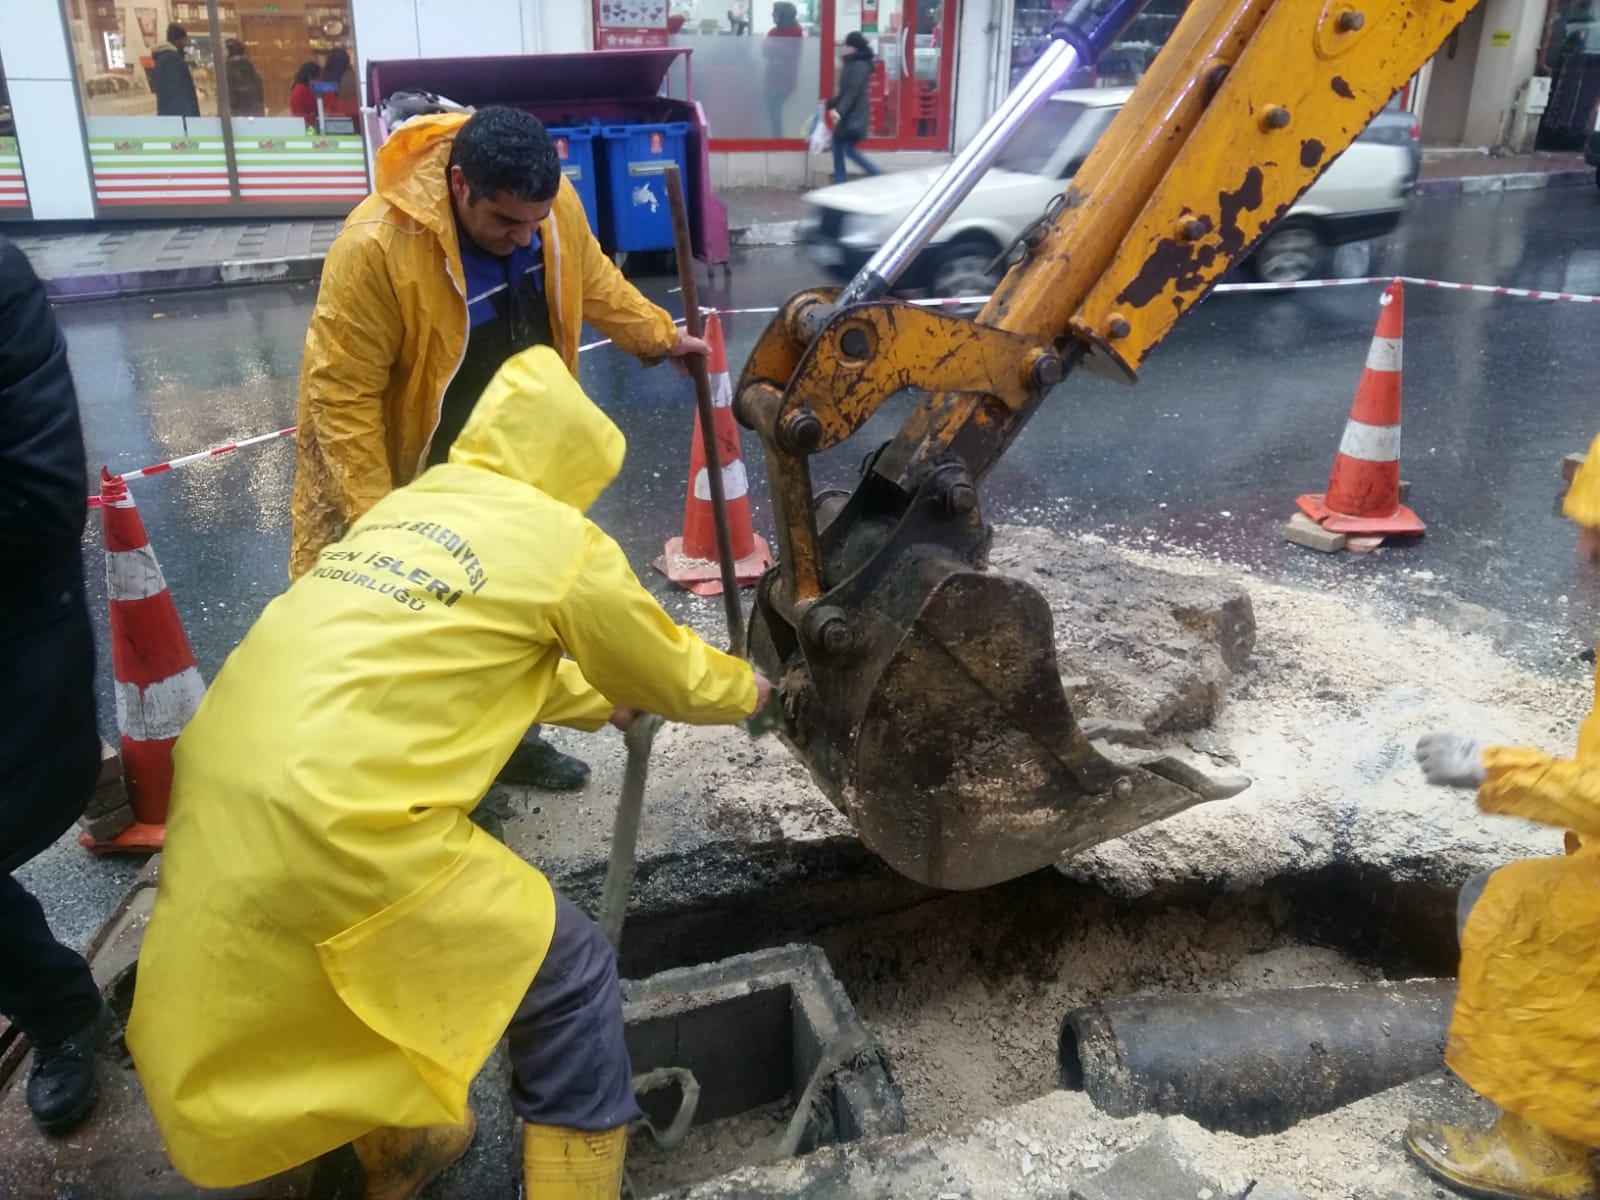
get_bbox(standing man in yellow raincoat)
[1407,435,1600,1200]
[291,104,710,794]
[129,347,770,1200]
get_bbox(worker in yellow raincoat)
[291,105,711,794]
[1407,435,1600,1200]
[127,346,770,1200]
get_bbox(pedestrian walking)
[129,346,771,1200]
[151,23,200,118]
[0,236,108,1138]
[223,38,265,117]
[291,105,709,794]
[763,2,805,138]
[827,31,881,184]
[1405,434,1600,1200]
[728,2,750,34]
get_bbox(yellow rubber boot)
[522,1122,627,1199]
[351,1110,477,1200]
[1404,1111,1599,1200]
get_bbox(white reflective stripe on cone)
[1338,419,1402,463]
[1365,336,1403,373]
[693,459,749,502]
[106,544,169,601]
[711,371,733,409]
[114,669,207,742]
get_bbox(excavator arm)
[735,0,1478,891]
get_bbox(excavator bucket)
[748,481,1248,891]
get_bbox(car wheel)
[1252,223,1325,284]
[928,240,1003,311]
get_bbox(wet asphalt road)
[19,183,1600,943]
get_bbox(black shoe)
[496,741,591,791]
[26,1002,108,1136]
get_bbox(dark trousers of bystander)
[0,876,101,1048]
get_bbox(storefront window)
[63,0,364,209]
[0,52,27,216]
[668,0,824,141]
[1538,0,1600,149]
[1010,0,1187,90]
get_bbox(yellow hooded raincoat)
[1445,433,1600,1147]
[289,112,680,580]
[128,347,756,1188]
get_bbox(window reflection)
[669,1,823,139]
[65,0,364,207]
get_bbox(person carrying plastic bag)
[127,346,771,1200]
[1407,432,1600,1200]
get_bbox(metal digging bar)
[664,162,746,656]
[598,165,752,952]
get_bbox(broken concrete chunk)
[1284,512,1347,554]
[1563,452,1586,482]
[1068,1126,1242,1200]
[988,527,1255,735]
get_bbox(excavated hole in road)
[614,864,1461,1196]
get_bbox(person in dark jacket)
[152,23,200,118]
[0,236,107,1137]
[224,38,265,117]
[827,31,881,184]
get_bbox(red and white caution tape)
[92,273,1600,505]
[88,426,297,508]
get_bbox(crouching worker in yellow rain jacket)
[1406,435,1600,1200]
[126,345,772,1200]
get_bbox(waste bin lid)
[367,48,692,112]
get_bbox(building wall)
[1459,0,1548,146]
[0,2,95,218]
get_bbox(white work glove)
[1414,731,1488,789]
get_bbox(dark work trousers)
[506,890,643,1132]
[0,875,101,1047]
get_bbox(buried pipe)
[1057,979,1457,1136]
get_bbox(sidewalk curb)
[1414,168,1593,197]
[44,253,325,303]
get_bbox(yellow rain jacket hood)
[289,112,680,580]
[1445,432,1600,1147]
[129,347,755,1188]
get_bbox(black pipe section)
[1058,978,1456,1136]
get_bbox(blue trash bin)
[598,121,691,253]
[547,124,600,238]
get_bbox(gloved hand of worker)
[1414,731,1488,789]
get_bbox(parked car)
[803,87,1420,292]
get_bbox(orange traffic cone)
[655,312,772,596]
[1297,280,1424,538]
[80,470,206,853]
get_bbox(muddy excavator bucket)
[748,479,1248,892]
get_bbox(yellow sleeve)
[535,658,615,732]
[1563,433,1600,529]
[567,195,679,360]
[550,526,757,725]
[1478,745,1600,838]
[299,231,404,526]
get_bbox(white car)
[803,87,1418,292]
